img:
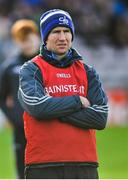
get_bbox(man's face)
[17,33,40,57]
[46,27,72,56]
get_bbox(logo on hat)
[59,16,69,25]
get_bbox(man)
[18,9,108,179]
[0,19,40,178]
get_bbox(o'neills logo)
[45,84,85,94]
[56,73,71,78]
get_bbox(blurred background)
[0,0,128,178]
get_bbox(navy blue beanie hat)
[40,9,75,43]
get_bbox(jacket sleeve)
[60,65,108,130]
[18,61,83,120]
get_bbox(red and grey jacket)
[18,47,108,166]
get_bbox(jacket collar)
[40,44,83,68]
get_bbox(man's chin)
[57,50,67,55]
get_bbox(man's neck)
[56,54,67,61]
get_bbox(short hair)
[11,19,39,42]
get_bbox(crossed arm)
[18,61,108,130]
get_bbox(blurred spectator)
[108,0,128,47]
[0,19,40,178]
[0,0,128,52]
[0,0,16,63]
[0,0,16,16]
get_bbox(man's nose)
[59,31,66,40]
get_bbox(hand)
[79,96,90,108]
[6,96,14,108]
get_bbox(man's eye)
[52,31,60,34]
[65,30,70,33]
